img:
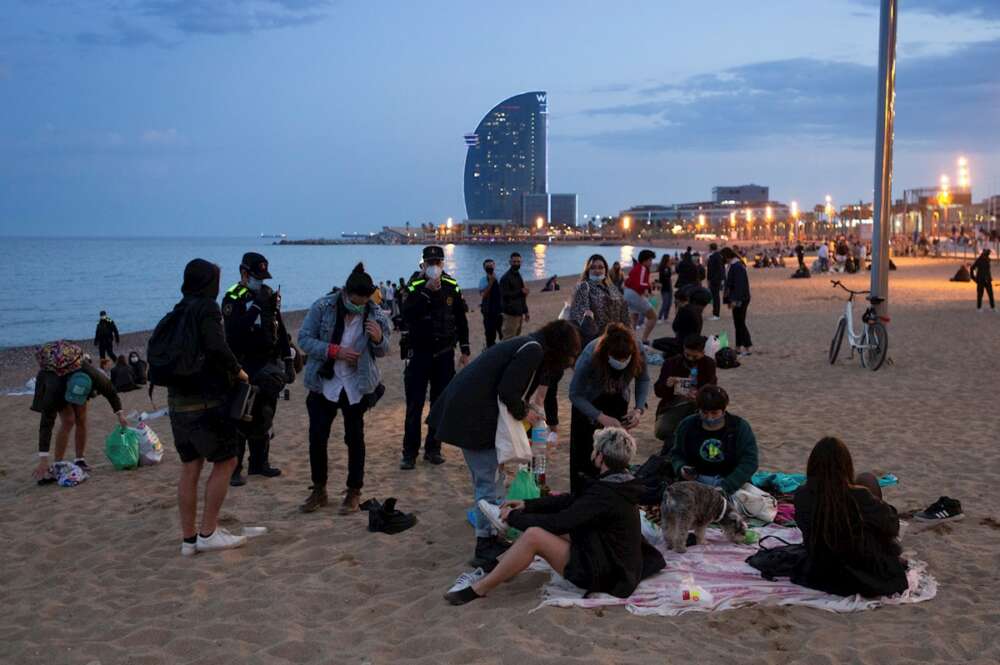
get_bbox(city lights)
[535,216,544,230]
[698,213,706,227]
[446,217,453,230]
[957,156,970,189]
[622,215,631,231]
[790,200,799,218]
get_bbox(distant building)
[550,193,578,227]
[712,184,769,204]
[522,193,550,228]
[464,91,548,225]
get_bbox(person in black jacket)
[444,427,665,605]
[428,320,581,571]
[222,252,293,485]
[168,258,251,556]
[793,437,908,598]
[479,258,504,347]
[706,244,725,320]
[94,311,120,360]
[499,252,529,338]
[969,249,995,311]
[721,247,752,355]
[110,355,138,392]
[674,252,700,295]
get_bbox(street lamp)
[622,215,631,233]
[790,200,800,240]
[697,213,706,229]
[957,156,969,189]
[938,174,951,235]
[535,216,544,231]
[825,195,834,229]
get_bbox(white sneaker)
[448,567,486,593]
[196,528,247,553]
[477,500,508,533]
[181,541,198,557]
[708,316,720,321]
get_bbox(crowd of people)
[27,241,932,609]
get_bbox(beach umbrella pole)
[869,0,897,317]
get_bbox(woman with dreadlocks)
[792,437,909,597]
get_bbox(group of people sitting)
[438,323,909,606]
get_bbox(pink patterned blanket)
[531,525,936,615]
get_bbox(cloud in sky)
[575,38,1000,153]
[132,0,332,36]
[76,16,173,48]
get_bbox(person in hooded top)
[443,427,665,605]
[167,258,250,556]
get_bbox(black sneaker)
[399,457,416,471]
[229,473,247,487]
[914,496,963,522]
[423,452,446,465]
[248,466,282,478]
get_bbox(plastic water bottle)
[530,425,548,489]
[687,366,698,395]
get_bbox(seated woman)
[111,355,138,393]
[653,334,717,453]
[668,385,758,494]
[793,437,908,598]
[444,427,666,605]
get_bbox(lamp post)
[938,174,951,237]
[622,215,632,238]
[825,195,834,234]
[791,200,800,241]
[744,208,752,241]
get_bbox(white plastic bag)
[731,482,778,523]
[495,397,532,465]
[133,421,164,466]
[705,335,722,358]
[558,302,571,320]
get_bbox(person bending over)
[669,385,758,494]
[792,437,908,598]
[444,427,665,605]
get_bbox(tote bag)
[495,341,540,465]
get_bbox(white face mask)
[425,265,443,280]
[608,355,631,371]
[247,276,264,291]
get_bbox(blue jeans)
[463,447,500,538]
[658,289,673,320]
[696,474,724,488]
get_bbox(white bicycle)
[828,280,889,371]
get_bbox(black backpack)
[715,347,740,369]
[147,301,205,387]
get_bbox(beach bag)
[745,535,807,581]
[715,347,740,370]
[147,303,204,387]
[494,341,540,466]
[36,340,84,376]
[105,426,140,470]
[134,421,164,466]
[705,334,722,358]
[495,397,532,465]
[732,483,778,523]
[64,371,93,406]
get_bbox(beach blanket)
[532,524,936,615]
[752,471,898,494]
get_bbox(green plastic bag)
[105,426,140,470]
[717,332,730,349]
[505,468,541,540]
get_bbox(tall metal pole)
[870,0,897,317]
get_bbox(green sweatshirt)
[669,413,759,494]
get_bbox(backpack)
[147,302,204,387]
[715,347,740,369]
[64,371,93,406]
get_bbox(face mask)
[684,356,699,366]
[247,276,264,291]
[701,413,725,428]
[425,265,443,280]
[510,264,520,272]
[589,271,605,282]
[344,298,366,314]
[608,355,631,371]
[485,266,494,274]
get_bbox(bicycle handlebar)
[830,280,870,296]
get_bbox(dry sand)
[1,258,999,665]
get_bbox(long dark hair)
[593,322,643,383]
[538,320,581,374]
[806,437,864,556]
[345,262,376,296]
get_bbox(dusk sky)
[2,0,998,237]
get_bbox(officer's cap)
[240,252,272,279]
[422,245,445,261]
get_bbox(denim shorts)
[624,287,652,315]
[169,406,238,463]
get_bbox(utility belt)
[169,399,224,413]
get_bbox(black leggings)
[306,390,367,489]
[732,302,752,348]
[569,393,628,495]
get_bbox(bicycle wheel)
[828,317,846,364]
[862,321,888,371]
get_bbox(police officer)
[222,252,294,486]
[400,246,470,469]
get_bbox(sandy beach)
[2,258,999,665]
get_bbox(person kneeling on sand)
[792,437,908,598]
[165,259,250,555]
[444,427,665,605]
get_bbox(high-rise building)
[464,91,548,224]
[522,193,550,228]
[712,184,769,204]
[550,193,578,227]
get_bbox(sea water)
[3,237,669,347]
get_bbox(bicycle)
[828,280,890,371]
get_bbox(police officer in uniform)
[400,246,470,469]
[222,252,293,486]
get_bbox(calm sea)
[3,237,668,348]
